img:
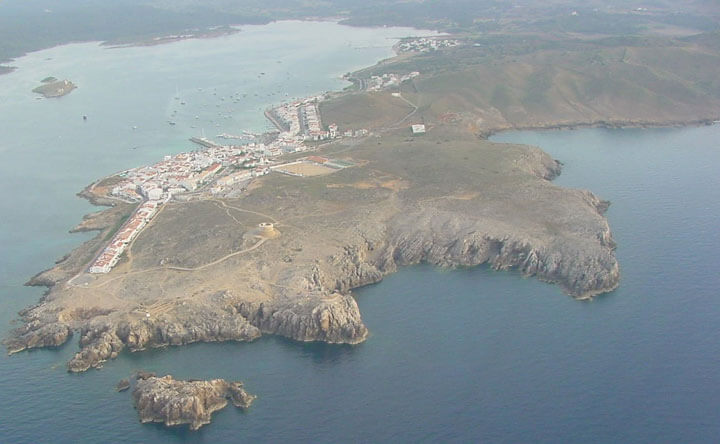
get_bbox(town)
[88,201,160,273]
[364,72,420,92]
[266,95,331,141]
[88,94,368,274]
[90,143,274,274]
[395,37,461,53]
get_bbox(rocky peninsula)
[40,25,720,378]
[131,372,255,430]
[10,28,720,378]
[5,123,619,372]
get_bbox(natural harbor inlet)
[1,2,720,442]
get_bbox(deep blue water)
[1,21,720,442]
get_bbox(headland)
[6,92,620,372]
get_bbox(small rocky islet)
[32,77,76,98]
[122,372,255,430]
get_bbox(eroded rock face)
[66,305,261,372]
[132,374,255,430]
[237,292,368,344]
[5,320,72,354]
[386,206,619,299]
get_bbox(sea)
[1,20,719,443]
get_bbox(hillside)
[322,32,720,134]
[1,0,718,67]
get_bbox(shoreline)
[0,17,395,76]
[102,26,243,50]
[0,26,252,76]
[478,117,719,139]
[0,18,423,77]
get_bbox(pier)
[264,109,290,132]
[189,137,220,149]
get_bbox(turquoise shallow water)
[2,21,720,443]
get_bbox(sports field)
[279,162,337,176]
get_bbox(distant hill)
[1,0,718,65]
[321,32,720,134]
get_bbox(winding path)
[70,199,278,290]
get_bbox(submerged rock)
[131,374,255,430]
[116,378,130,392]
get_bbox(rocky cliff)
[67,304,261,372]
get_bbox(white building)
[89,263,111,274]
[147,188,163,201]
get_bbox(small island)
[131,372,255,430]
[32,77,76,98]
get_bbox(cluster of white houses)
[209,167,269,195]
[300,101,325,140]
[91,144,276,273]
[396,37,460,53]
[366,71,420,91]
[109,144,273,202]
[88,91,374,275]
[88,201,160,273]
[269,96,334,142]
[269,96,373,145]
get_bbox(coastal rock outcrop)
[385,205,619,299]
[66,305,261,372]
[237,292,368,344]
[5,320,72,354]
[132,374,255,430]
